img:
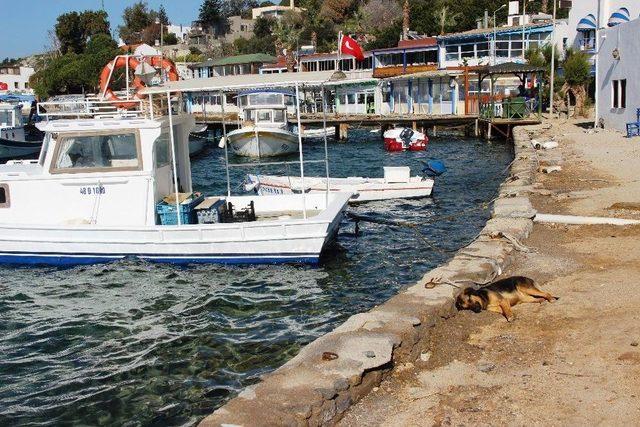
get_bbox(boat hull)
[0,193,351,266]
[383,128,428,152]
[248,174,434,203]
[227,127,299,157]
[0,137,42,161]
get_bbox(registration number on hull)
[80,186,106,195]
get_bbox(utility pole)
[522,0,527,60]
[549,0,557,115]
[594,0,601,128]
[493,4,507,65]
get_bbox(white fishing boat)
[223,90,299,157]
[246,167,435,203]
[0,82,351,266]
[0,103,43,162]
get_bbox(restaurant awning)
[577,13,597,31]
[608,7,630,27]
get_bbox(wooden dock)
[195,112,541,141]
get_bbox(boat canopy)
[138,70,376,95]
[608,7,630,27]
[577,14,597,31]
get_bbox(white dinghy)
[0,103,43,162]
[0,72,353,266]
[246,167,435,203]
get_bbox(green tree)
[119,1,154,43]
[55,10,110,54]
[158,5,170,25]
[199,0,228,36]
[272,11,303,71]
[560,49,592,116]
[30,33,119,98]
[163,32,178,45]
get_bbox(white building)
[561,1,639,60]
[0,66,34,93]
[596,15,639,131]
[251,1,302,19]
[166,24,192,43]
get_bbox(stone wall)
[200,127,539,426]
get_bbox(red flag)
[340,34,365,61]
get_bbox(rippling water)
[0,129,512,426]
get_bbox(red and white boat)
[383,127,428,152]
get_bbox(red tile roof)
[397,38,437,48]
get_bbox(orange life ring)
[99,56,144,109]
[99,56,180,109]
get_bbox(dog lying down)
[455,276,558,322]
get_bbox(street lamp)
[493,4,507,65]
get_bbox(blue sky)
[0,0,206,58]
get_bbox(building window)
[14,82,18,89]
[612,79,627,109]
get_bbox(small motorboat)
[383,127,428,152]
[302,126,336,139]
[224,90,299,158]
[189,124,209,156]
[0,103,43,162]
[245,166,436,203]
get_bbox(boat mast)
[294,82,307,219]
[166,90,182,225]
[219,89,231,197]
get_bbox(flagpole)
[338,31,342,71]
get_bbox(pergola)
[475,62,547,120]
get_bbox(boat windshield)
[52,132,141,173]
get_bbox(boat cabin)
[0,103,26,142]
[237,90,295,126]
[0,106,194,227]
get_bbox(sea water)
[0,129,512,426]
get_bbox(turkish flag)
[0,82,7,91]
[340,34,365,61]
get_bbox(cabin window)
[155,131,171,168]
[0,184,9,208]
[257,110,272,122]
[0,110,12,126]
[273,109,285,122]
[51,131,141,173]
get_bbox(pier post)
[487,122,492,140]
[474,119,479,137]
[432,125,437,137]
[337,123,348,140]
[412,121,417,131]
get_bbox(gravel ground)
[338,118,640,426]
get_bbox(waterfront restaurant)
[437,22,554,69]
[370,37,438,79]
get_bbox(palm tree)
[433,5,461,35]
[272,12,303,72]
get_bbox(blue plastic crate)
[157,193,204,225]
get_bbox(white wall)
[565,0,640,50]
[597,17,640,131]
[0,67,34,93]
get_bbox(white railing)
[37,97,147,121]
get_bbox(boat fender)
[422,159,447,177]
[218,137,226,148]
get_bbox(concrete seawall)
[200,127,539,426]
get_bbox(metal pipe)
[594,0,601,128]
[321,84,331,205]
[227,159,326,168]
[549,0,557,116]
[166,90,182,226]
[295,82,307,219]
[219,89,231,197]
[126,55,130,100]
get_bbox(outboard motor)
[399,128,414,144]
[422,160,447,177]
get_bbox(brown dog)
[455,276,558,322]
